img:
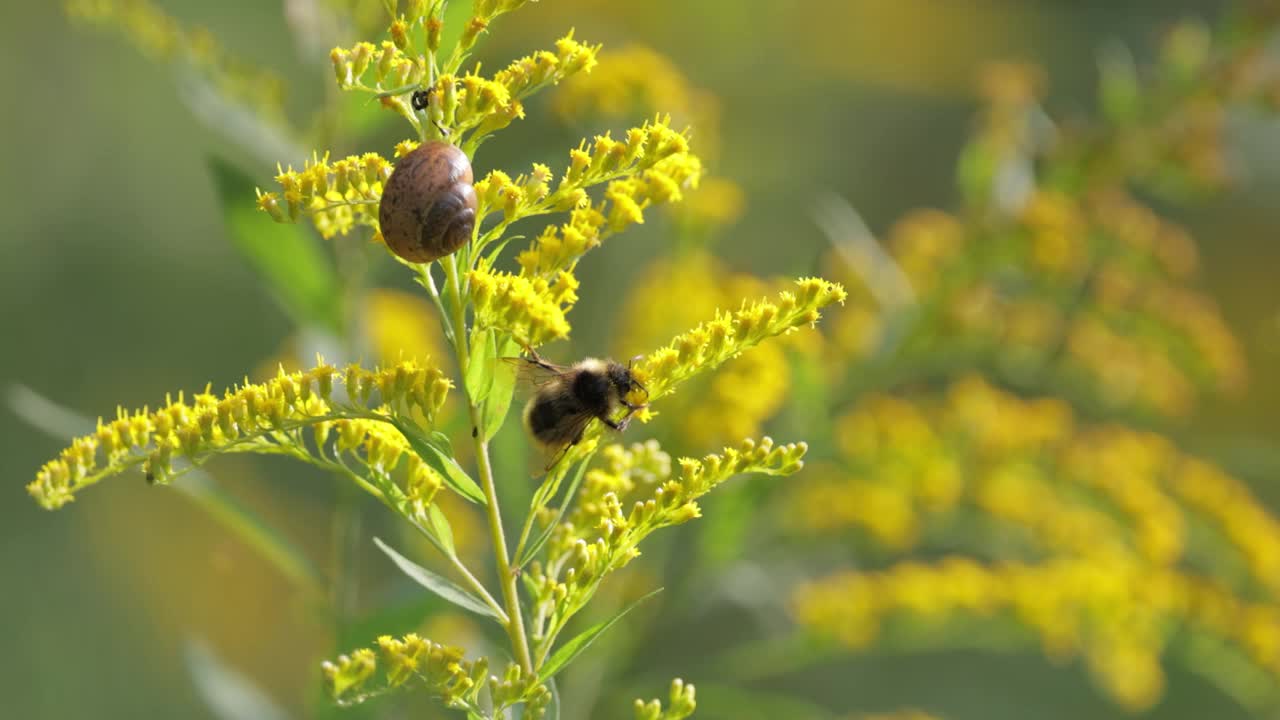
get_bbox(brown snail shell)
[379,141,477,263]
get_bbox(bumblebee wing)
[502,356,572,393]
[533,409,598,473]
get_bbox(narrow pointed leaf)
[9,384,324,595]
[466,329,496,403]
[185,640,291,720]
[538,588,663,682]
[519,454,593,567]
[482,335,521,441]
[373,537,501,621]
[428,503,456,557]
[387,417,486,504]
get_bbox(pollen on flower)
[525,437,806,664]
[495,32,602,100]
[501,129,702,277]
[468,268,573,347]
[261,152,394,239]
[325,633,489,709]
[633,278,846,402]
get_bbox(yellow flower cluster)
[468,268,578,347]
[330,25,598,142]
[634,678,697,720]
[28,360,451,511]
[526,438,807,660]
[512,204,606,276]
[553,44,741,234]
[65,0,286,122]
[495,31,601,102]
[833,187,1244,419]
[488,662,553,718]
[554,45,696,126]
[321,633,490,711]
[257,151,394,238]
[363,288,450,369]
[786,377,1280,711]
[330,39,427,93]
[794,556,1280,712]
[789,377,1242,564]
[635,278,847,403]
[477,116,702,256]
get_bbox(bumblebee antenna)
[627,355,648,399]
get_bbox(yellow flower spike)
[378,633,427,686]
[27,359,452,510]
[509,133,701,278]
[324,633,488,709]
[527,438,805,663]
[322,648,378,701]
[632,278,845,404]
[259,151,393,238]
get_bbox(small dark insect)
[507,353,648,471]
[410,88,432,112]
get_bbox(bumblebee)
[509,354,647,469]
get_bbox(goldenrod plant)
[34,1,842,718]
[29,1,1280,719]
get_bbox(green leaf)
[207,157,342,332]
[427,503,456,557]
[185,640,291,720]
[482,335,522,441]
[538,588,663,682]
[430,430,455,457]
[373,537,501,621]
[518,453,593,567]
[466,328,496,404]
[387,417,486,504]
[177,474,325,594]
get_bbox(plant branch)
[439,254,535,673]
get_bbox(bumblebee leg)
[609,406,638,432]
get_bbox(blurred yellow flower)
[363,288,448,366]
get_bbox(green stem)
[440,255,535,673]
[511,498,541,567]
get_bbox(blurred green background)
[4,1,1280,718]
